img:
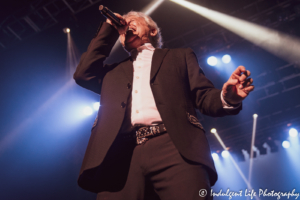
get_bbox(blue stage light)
[221,150,229,158]
[93,102,100,111]
[282,141,290,149]
[289,128,298,137]
[207,56,218,66]
[222,54,231,63]
[212,153,219,161]
[83,106,93,116]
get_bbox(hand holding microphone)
[99,5,127,35]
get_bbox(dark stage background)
[0,0,300,199]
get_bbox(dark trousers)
[96,133,213,200]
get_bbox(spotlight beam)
[0,79,75,155]
[66,31,80,78]
[170,0,300,64]
[142,0,164,15]
[211,130,260,200]
[248,114,258,190]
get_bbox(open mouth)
[125,30,138,44]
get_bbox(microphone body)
[99,5,123,27]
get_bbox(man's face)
[120,16,157,51]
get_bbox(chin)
[125,42,142,51]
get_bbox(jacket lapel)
[120,57,133,83]
[150,48,169,81]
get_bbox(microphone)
[99,5,123,27]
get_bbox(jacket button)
[127,83,131,89]
[121,102,126,108]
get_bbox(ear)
[150,28,158,37]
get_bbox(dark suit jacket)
[73,22,241,193]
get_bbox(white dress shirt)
[130,43,239,126]
[130,43,162,126]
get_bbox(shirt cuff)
[220,91,241,109]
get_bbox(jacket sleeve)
[186,48,241,117]
[73,22,120,94]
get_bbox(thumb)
[106,18,112,25]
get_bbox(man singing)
[73,11,254,200]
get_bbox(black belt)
[121,124,167,145]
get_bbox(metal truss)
[0,0,102,51]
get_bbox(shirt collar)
[137,43,155,52]
[130,43,155,60]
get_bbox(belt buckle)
[136,136,148,145]
[136,127,151,145]
[135,125,162,145]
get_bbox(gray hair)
[123,11,163,48]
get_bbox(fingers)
[115,13,122,18]
[232,66,252,84]
[114,13,126,25]
[106,13,126,26]
[243,85,255,94]
[240,70,251,82]
[106,18,118,30]
[106,13,128,35]
[232,71,250,83]
[224,66,254,102]
[232,66,246,77]
[240,78,253,89]
[229,65,254,92]
[113,13,128,35]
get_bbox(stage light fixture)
[221,150,229,158]
[289,128,298,137]
[210,128,217,134]
[207,56,218,66]
[93,102,100,111]
[63,28,70,33]
[83,106,93,116]
[212,153,219,161]
[222,54,231,64]
[282,141,290,149]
